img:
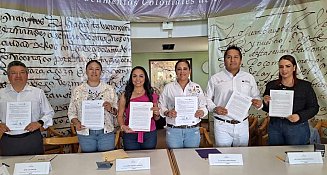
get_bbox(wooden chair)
[314,120,327,144]
[43,124,80,154]
[115,129,123,149]
[256,116,270,146]
[43,136,79,154]
[248,116,258,146]
[199,127,213,147]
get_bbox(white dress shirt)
[206,69,261,120]
[0,84,54,134]
[159,80,208,126]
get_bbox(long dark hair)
[124,66,154,107]
[277,54,298,85]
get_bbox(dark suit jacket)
[262,79,319,124]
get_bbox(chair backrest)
[115,129,123,149]
[43,136,79,145]
[256,116,270,146]
[199,127,213,147]
[43,136,79,154]
[43,125,80,154]
[314,120,327,143]
[248,116,258,146]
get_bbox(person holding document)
[262,55,319,145]
[206,45,262,147]
[160,60,208,149]
[68,60,118,152]
[0,61,54,156]
[117,66,160,150]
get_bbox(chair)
[248,116,258,146]
[314,120,327,144]
[43,124,80,154]
[199,127,213,147]
[256,116,270,146]
[115,129,123,149]
[43,136,79,154]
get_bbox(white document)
[209,154,243,166]
[81,100,104,128]
[13,162,51,175]
[129,102,153,131]
[0,165,10,175]
[287,152,323,165]
[116,157,150,171]
[6,102,31,130]
[225,91,252,121]
[269,90,294,117]
[175,96,199,126]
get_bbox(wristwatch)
[37,120,44,127]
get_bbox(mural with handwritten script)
[209,1,327,125]
[0,8,131,135]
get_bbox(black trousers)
[0,130,44,156]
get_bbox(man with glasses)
[0,61,54,156]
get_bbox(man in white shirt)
[0,61,54,155]
[206,45,262,147]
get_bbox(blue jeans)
[123,130,157,150]
[268,118,310,145]
[78,129,115,153]
[166,127,200,149]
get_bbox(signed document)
[129,102,153,131]
[225,91,252,121]
[6,102,31,130]
[82,100,104,128]
[175,96,199,126]
[269,90,294,117]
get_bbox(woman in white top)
[159,60,208,148]
[68,60,118,152]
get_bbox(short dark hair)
[7,61,28,73]
[224,45,242,60]
[175,59,191,71]
[86,60,102,71]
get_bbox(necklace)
[134,89,145,95]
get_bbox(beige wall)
[132,51,209,90]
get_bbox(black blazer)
[262,79,319,124]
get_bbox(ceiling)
[131,37,208,53]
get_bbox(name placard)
[116,157,150,171]
[287,152,323,165]
[13,162,51,175]
[0,165,10,175]
[209,154,243,166]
